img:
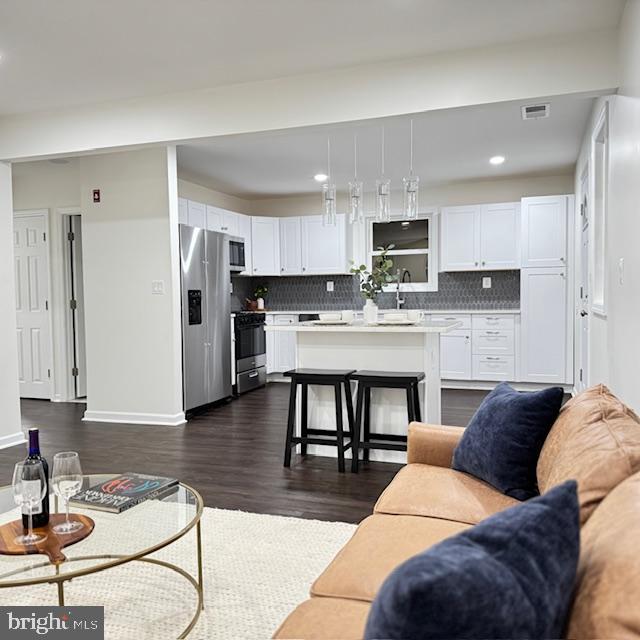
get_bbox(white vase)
[257,297,265,310]
[363,299,378,324]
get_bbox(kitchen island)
[265,320,459,463]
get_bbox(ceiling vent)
[521,103,550,120]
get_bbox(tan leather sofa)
[275,384,640,639]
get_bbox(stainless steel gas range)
[233,312,266,394]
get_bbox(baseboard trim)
[0,431,27,450]
[82,411,186,426]
[442,381,573,393]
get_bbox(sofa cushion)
[537,384,640,523]
[452,382,564,500]
[374,463,519,525]
[567,471,640,639]
[365,481,580,640]
[311,513,469,602]
[273,597,370,639]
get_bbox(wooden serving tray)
[0,514,95,564]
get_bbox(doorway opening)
[63,214,87,400]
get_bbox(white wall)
[0,162,25,448]
[177,178,253,214]
[12,159,81,401]
[574,0,640,411]
[80,147,184,425]
[250,174,575,216]
[0,29,619,160]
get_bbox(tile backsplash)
[232,270,520,311]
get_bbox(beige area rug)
[0,507,356,639]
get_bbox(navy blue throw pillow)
[452,382,563,500]
[365,480,580,640]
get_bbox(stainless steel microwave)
[229,237,246,272]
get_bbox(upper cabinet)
[301,214,347,275]
[440,202,519,271]
[236,214,252,275]
[251,216,280,275]
[187,200,206,228]
[279,217,303,275]
[479,202,520,269]
[520,196,568,268]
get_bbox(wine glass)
[12,461,47,545]
[52,452,84,534]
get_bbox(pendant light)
[348,135,364,224]
[321,138,337,226]
[403,119,419,220]
[375,126,391,223]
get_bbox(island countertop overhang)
[265,321,461,333]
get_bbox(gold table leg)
[196,520,204,611]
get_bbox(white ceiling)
[176,92,603,198]
[0,0,624,116]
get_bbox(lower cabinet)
[520,267,567,383]
[436,314,517,383]
[440,331,472,380]
[267,315,297,374]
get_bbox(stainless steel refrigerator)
[180,225,232,412]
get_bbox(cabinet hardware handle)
[475,262,478,266]
[486,357,501,361]
[486,331,500,335]
[482,261,485,266]
[560,257,565,262]
[248,372,259,378]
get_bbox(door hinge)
[67,231,75,241]
[43,232,47,242]
[579,286,583,299]
[70,299,77,310]
[71,367,79,377]
[47,369,51,378]
[45,300,49,311]
[579,368,583,382]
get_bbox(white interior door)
[577,171,590,392]
[70,215,87,398]
[14,212,52,399]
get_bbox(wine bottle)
[22,428,50,528]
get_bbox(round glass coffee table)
[0,474,204,638]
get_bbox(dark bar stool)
[351,370,425,473]
[283,369,356,473]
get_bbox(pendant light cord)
[354,134,357,180]
[410,119,414,176]
[381,126,385,177]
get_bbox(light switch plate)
[482,277,492,289]
[326,281,334,292]
[151,280,165,295]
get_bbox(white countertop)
[265,320,461,333]
[251,308,520,316]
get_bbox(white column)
[0,162,25,448]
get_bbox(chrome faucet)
[396,269,405,310]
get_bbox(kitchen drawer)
[472,330,514,356]
[431,314,471,330]
[274,314,296,325]
[472,315,515,331]
[472,355,515,381]
[265,314,275,325]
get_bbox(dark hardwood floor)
[1,385,488,524]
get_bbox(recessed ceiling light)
[489,155,506,165]
[314,173,328,182]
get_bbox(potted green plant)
[254,284,268,310]
[350,245,397,324]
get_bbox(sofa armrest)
[407,422,465,467]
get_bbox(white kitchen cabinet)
[300,214,347,274]
[178,197,189,225]
[441,203,520,271]
[472,355,515,381]
[222,210,240,236]
[280,217,303,275]
[440,205,480,271]
[479,202,520,269]
[520,196,568,268]
[265,315,276,374]
[206,205,224,232]
[520,267,567,383]
[236,213,253,275]
[273,315,297,372]
[251,217,280,275]
[440,330,472,380]
[187,200,206,228]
